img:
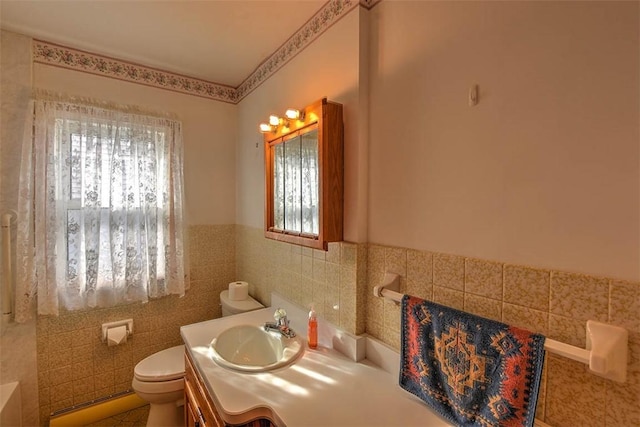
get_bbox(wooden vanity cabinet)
[184,351,277,427]
[185,352,224,427]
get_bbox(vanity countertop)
[180,306,451,427]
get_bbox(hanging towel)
[400,295,545,427]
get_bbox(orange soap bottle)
[308,308,318,349]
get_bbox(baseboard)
[49,392,146,427]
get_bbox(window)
[15,98,186,320]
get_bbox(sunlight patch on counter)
[290,365,337,385]
[255,373,310,396]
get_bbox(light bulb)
[269,115,280,126]
[259,123,272,133]
[285,109,301,120]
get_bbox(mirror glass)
[272,127,319,236]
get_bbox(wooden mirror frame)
[264,98,343,250]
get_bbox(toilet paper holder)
[101,319,134,342]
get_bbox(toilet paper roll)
[107,325,128,347]
[228,281,249,301]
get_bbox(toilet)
[131,291,264,427]
[219,289,264,316]
[132,345,185,427]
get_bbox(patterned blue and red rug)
[400,295,545,427]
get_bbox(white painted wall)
[34,63,238,226]
[235,8,369,243]
[368,1,639,281]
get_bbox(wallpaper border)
[33,39,238,103]
[32,0,362,104]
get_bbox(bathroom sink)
[210,324,304,372]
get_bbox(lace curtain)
[14,97,186,322]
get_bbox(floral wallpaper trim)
[236,0,359,101]
[33,40,238,103]
[32,0,363,104]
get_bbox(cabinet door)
[185,397,200,427]
[185,353,225,427]
[185,379,210,427]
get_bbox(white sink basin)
[210,324,304,372]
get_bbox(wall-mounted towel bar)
[374,272,629,383]
[2,212,16,324]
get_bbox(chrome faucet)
[264,308,296,338]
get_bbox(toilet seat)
[134,345,185,382]
[132,376,185,394]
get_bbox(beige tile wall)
[365,244,640,427]
[235,225,366,335]
[38,227,638,427]
[36,224,235,426]
[236,229,638,427]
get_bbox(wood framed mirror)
[264,98,343,250]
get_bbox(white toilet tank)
[220,290,264,316]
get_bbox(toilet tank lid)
[220,290,264,311]
[134,345,185,382]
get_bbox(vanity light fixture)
[285,109,305,121]
[271,115,290,128]
[269,115,280,126]
[259,115,283,133]
[259,110,302,134]
[259,123,275,133]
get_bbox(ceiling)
[0,0,326,87]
